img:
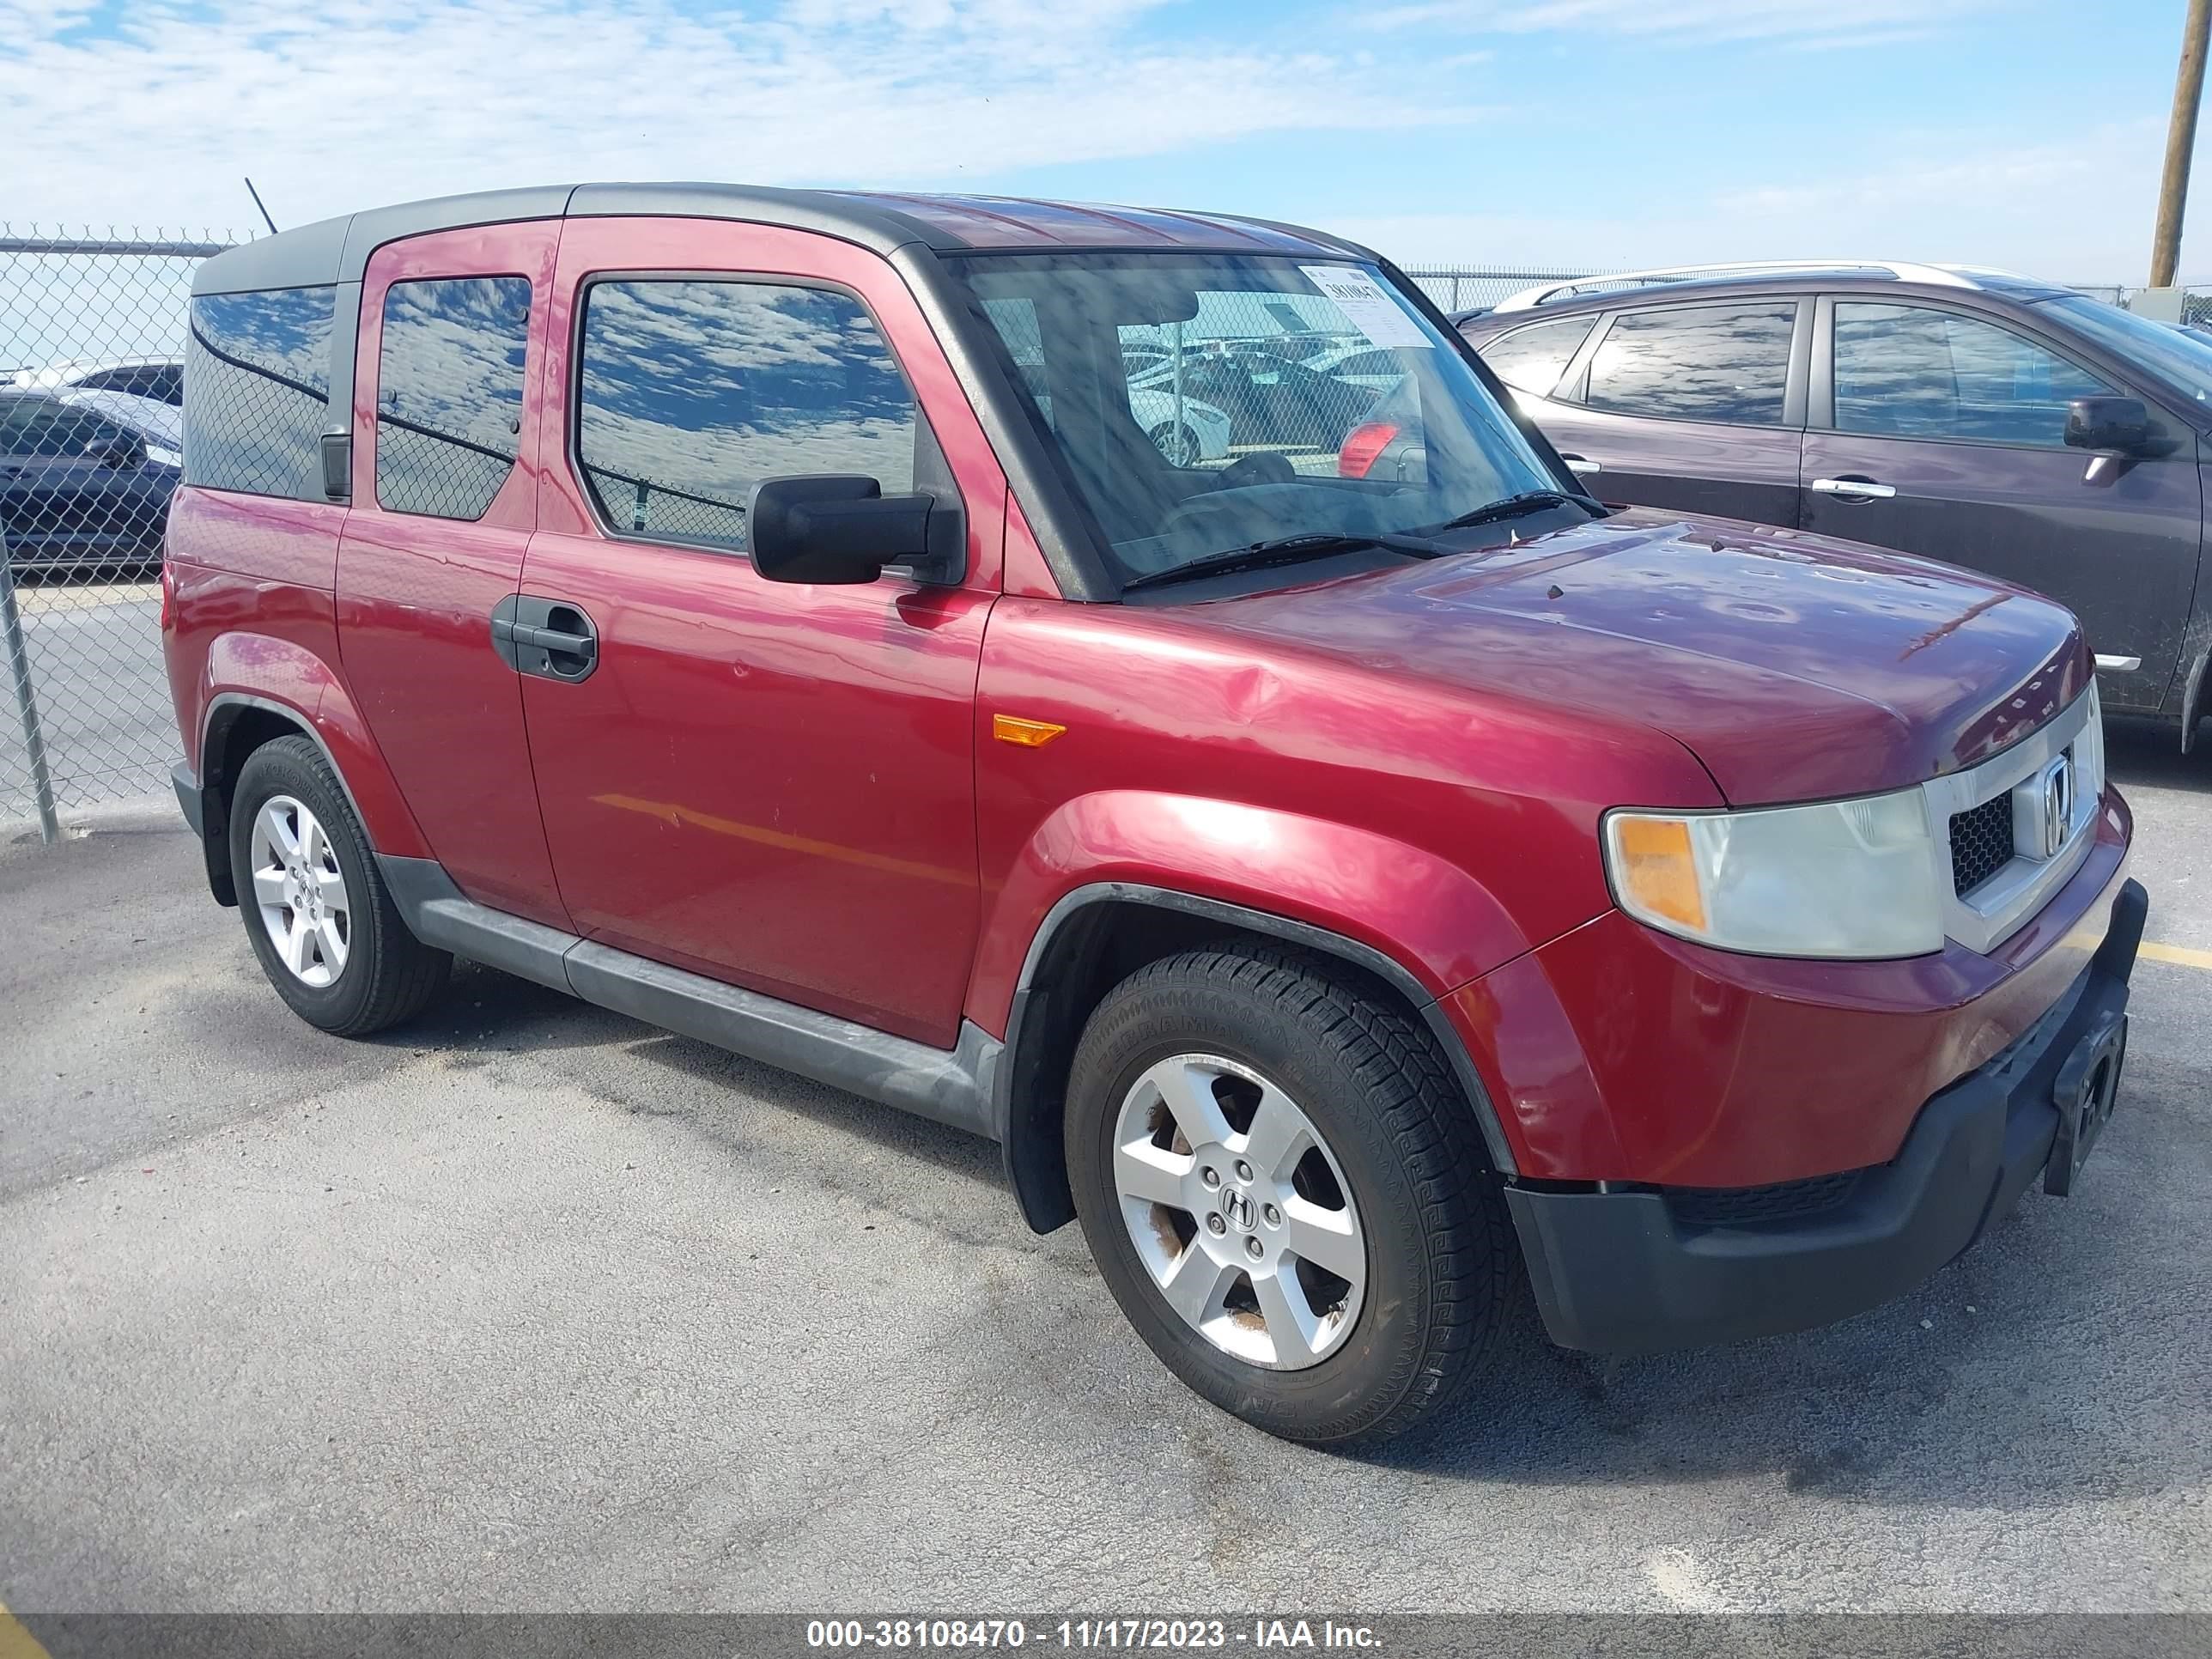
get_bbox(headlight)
[1603,787,1945,959]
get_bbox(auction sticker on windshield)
[1298,265,1431,349]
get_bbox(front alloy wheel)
[1111,1054,1365,1369]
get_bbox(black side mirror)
[749,475,963,586]
[2065,397,2160,457]
[87,432,145,469]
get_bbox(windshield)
[955,253,1564,589]
[2034,293,2212,408]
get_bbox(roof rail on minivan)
[1489,261,1990,313]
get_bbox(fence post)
[0,523,62,844]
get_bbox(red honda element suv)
[163,186,2145,1444]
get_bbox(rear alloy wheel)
[1149,421,1202,467]
[248,794,351,988]
[1067,944,1512,1445]
[228,734,450,1036]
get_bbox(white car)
[1016,351,1235,467]
[1127,385,1233,465]
[1293,343,1408,395]
[12,356,184,407]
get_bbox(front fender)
[203,632,429,859]
[968,790,1557,1037]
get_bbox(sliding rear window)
[374,276,533,520]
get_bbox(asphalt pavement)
[0,724,2206,1619]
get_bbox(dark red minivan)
[163,187,2145,1444]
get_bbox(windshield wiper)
[1432,489,1603,534]
[1121,531,1443,594]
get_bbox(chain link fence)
[3,228,238,836]
[1401,267,1607,313]
[1,233,2203,838]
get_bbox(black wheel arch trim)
[2180,635,2212,754]
[992,881,1521,1235]
[199,692,376,833]
[183,693,379,908]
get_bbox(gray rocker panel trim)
[378,854,999,1140]
[1000,881,1521,1176]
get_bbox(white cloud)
[0,0,1480,234]
[1364,0,2005,46]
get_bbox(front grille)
[1665,1170,1863,1228]
[1948,795,2014,896]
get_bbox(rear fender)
[200,632,428,860]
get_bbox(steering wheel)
[1211,452,1297,490]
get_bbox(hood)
[1186,509,2089,805]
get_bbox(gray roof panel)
[196,183,1367,296]
[191,210,354,295]
[192,186,578,295]
[337,185,578,281]
[562,182,936,253]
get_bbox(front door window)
[1832,304,2113,446]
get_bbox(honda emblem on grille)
[2036,755,2075,860]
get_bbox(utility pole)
[2152,0,2212,287]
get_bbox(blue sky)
[3,0,2205,283]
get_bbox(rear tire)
[1066,943,1511,1445]
[228,735,450,1036]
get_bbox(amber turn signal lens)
[993,714,1067,748]
[1611,816,1706,933]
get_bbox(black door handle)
[493,617,595,658]
[490,595,599,681]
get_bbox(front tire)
[228,735,450,1036]
[1066,944,1511,1445]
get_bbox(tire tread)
[1070,940,1512,1443]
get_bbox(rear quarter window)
[185,287,336,499]
[1478,316,1595,398]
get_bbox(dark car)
[1,391,179,575]
[1337,373,1425,483]
[1460,261,2212,743]
[1156,338,1386,449]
